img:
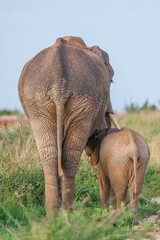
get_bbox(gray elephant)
[85,127,150,212]
[18,36,119,213]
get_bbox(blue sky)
[1,0,160,112]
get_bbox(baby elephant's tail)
[130,134,139,199]
[124,128,138,199]
[133,154,138,199]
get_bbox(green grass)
[0,109,21,116]
[125,100,157,112]
[0,111,160,239]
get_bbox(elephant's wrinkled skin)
[86,127,150,211]
[18,36,115,213]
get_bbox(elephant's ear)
[85,145,91,157]
[90,46,114,79]
[90,46,106,62]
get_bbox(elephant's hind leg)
[30,117,60,214]
[62,118,94,210]
[62,140,85,209]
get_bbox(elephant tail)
[56,103,64,177]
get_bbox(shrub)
[125,100,157,112]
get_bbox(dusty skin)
[85,127,150,212]
[18,36,119,214]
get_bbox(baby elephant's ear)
[94,129,108,140]
[93,129,101,139]
[85,145,91,157]
[90,152,98,166]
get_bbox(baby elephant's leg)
[110,188,116,209]
[115,187,128,212]
[129,179,139,212]
[130,162,147,212]
[109,170,128,211]
[98,163,110,207]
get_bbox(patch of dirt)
[0,115,29,128]
[133,210,160,239]
[151,198,160,205]
[146,231,160,240]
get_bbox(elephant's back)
[100,128,149,165]
[100,128,136,163]
[18,38,108,104]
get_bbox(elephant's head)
[90,46,120,129]
[85,129,110,165]
[85,128,121,166]
[86,129,109,153]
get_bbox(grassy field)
[0,110,160,240]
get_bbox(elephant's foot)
[100,202,108,208]
[61,202,74,212]
[45,183,61,216]
[129,194,138,212]
[61,176,75,210]
[61,187,74,211]
[45,177,62,212]
[129,202,138,212]
[45,205,59,218]
[42,162,62,215]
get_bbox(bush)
[125,100,157,112]
[0,109,21,116]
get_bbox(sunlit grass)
[0,110,160,239]
[117,110,160,168]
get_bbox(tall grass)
[0,111,160,239]
[117,110,160,168]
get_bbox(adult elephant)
[18,36,119,214]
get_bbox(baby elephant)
[85,127,150,212]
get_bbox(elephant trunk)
[108,113,121,129]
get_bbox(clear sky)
[1,0,160,112]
